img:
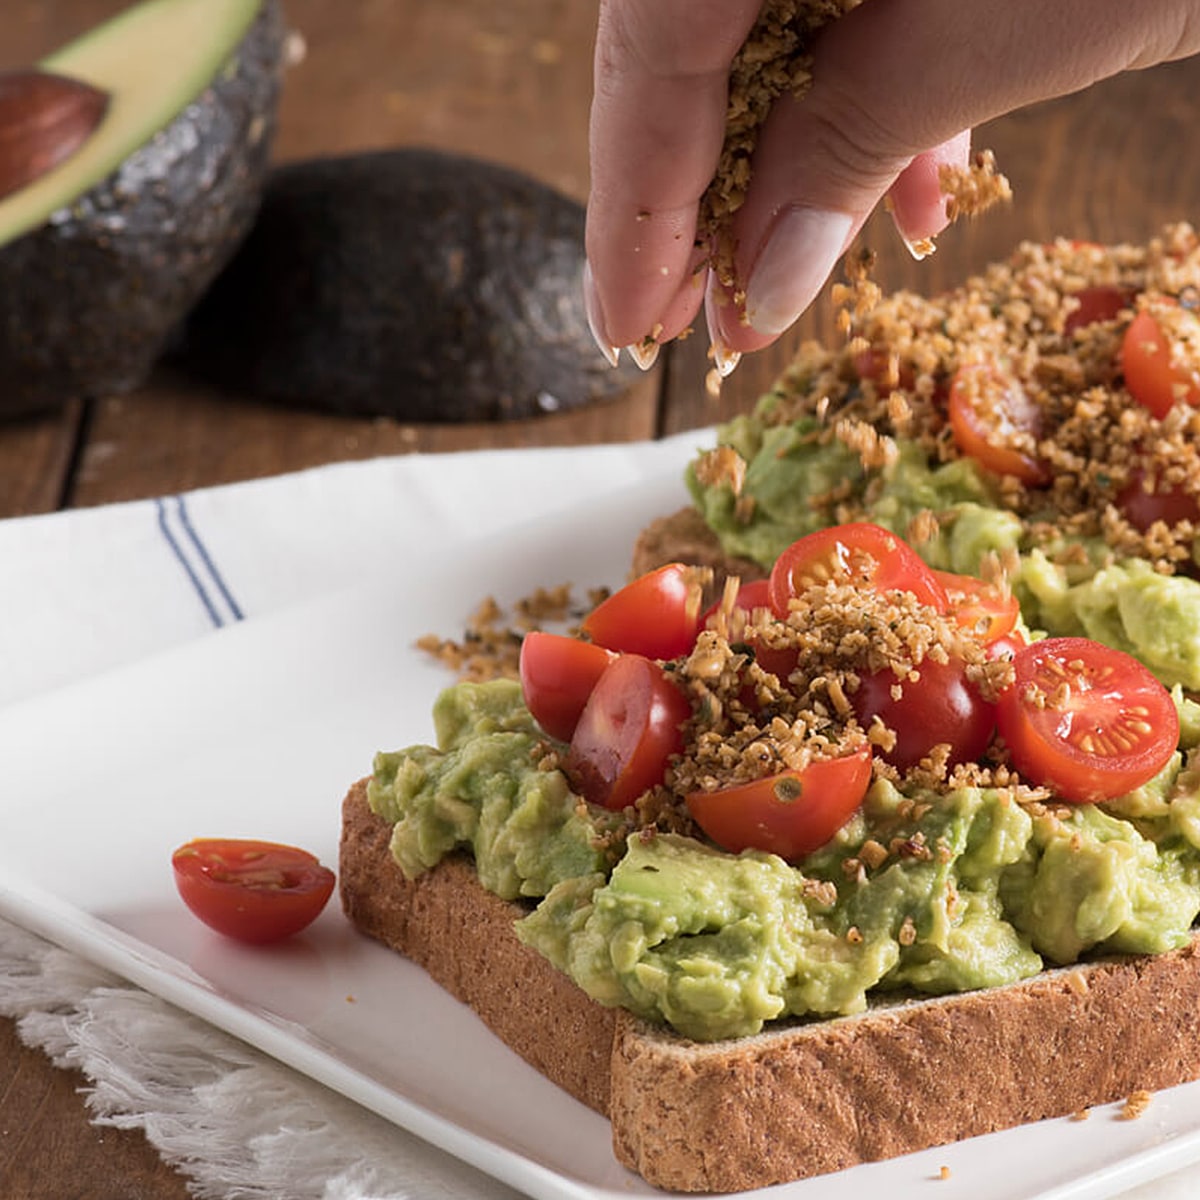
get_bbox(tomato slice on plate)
[1121,306,1200,418]
[172,839,336,944]
[519,631,615,741]
[996,637,1179,803]
[582,563,704,660]
[565,654,692,810]
[932,569,1020,644]
[686,745,873,860]
[853,657,997,773]
[947,363,1049,486]
[768,523,948,617]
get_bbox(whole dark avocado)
[178,149,645,422]
[0,0,286,418]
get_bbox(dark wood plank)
[0,1021,190,1200]
[68,367,659,506]
[0,403,84,516]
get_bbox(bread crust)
[340,779,1200,1193]
[630,507,766,583]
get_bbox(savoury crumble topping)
[698,224,1200,575]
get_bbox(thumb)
[712,0,1200,352]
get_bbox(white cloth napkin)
[0,433,1195,1199]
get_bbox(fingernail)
[626,339,660,371]
[582,261,620,367]
[744,208,854,336]
[896,226,938,261]
[704,278,742,378]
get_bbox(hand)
[584,0,1200,368]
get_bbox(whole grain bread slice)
[340,779,1200,1193]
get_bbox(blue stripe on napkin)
[156,496,244,627]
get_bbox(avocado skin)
[178,149,645,422]
[0,0,286,418]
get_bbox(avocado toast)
[339,226,1200,1191]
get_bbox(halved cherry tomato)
[519,632,615,741]
[931,569,1020,644]
[852,658,997,773]
[581,563,703,660]
[947,363,1049,486]
[686,745,873,861]
[565,654,692,810]
[768,523,948,617]
[172,839,336,944]
[995,637,1179,803]
[1116,467,1200,532]
[1063,285,1132,335]
[701,578,772,632]
[853,346,916,392]
[1121,307,1200,418]
[986,627,1027,662]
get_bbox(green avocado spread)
[369,678,1200,1043]
[689,418,1200,690]
[369,230,1200,1043]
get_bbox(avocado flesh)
[0,0,262,249]
[0,0,284,416]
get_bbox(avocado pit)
[0,69,110,202]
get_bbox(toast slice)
[340,778,1200,1193]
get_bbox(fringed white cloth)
[0,918,518,1200]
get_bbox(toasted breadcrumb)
[715,224,1200,575]
[1120,1090,1154,1120]
[417,585,580,681]
[941,150,1013,222]
[700,0,864,305]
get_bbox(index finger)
[585,0,762,352]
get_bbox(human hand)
[584,0,1200,370]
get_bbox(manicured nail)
[626,339,660,371]
[897,226,938,261]
[704,279,742,378]
[583,261,620,367]
[744,208,854,336]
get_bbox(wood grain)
[2,2,1200,1198]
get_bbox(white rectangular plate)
[3,464,1200,1200]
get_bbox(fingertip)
[887,132,972,247]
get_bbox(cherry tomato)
[986,627,1027,662]
[768,523,948,617]
[853,658,997,773]
[931,569,1020,644]
[947,363,1049,486]
[581,563,703,660]
[853,347,916,392]
[995,637,1179,804]
[565,654,692,810]
[1063,285,1132,335]
[1121,307,1200,418]
[519,631,615,741]
[701,578,773,632]
[172,839,336,944]
[686,745,873,861]
[1116,468,1200,532]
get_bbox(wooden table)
[2,2,1199,1195]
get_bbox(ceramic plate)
[2,468,1200,1200]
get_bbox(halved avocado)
[178,149,646,422]
[0,0,286,418]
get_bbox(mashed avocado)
[689,419,1200,690]
[370,680,1200,1043]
